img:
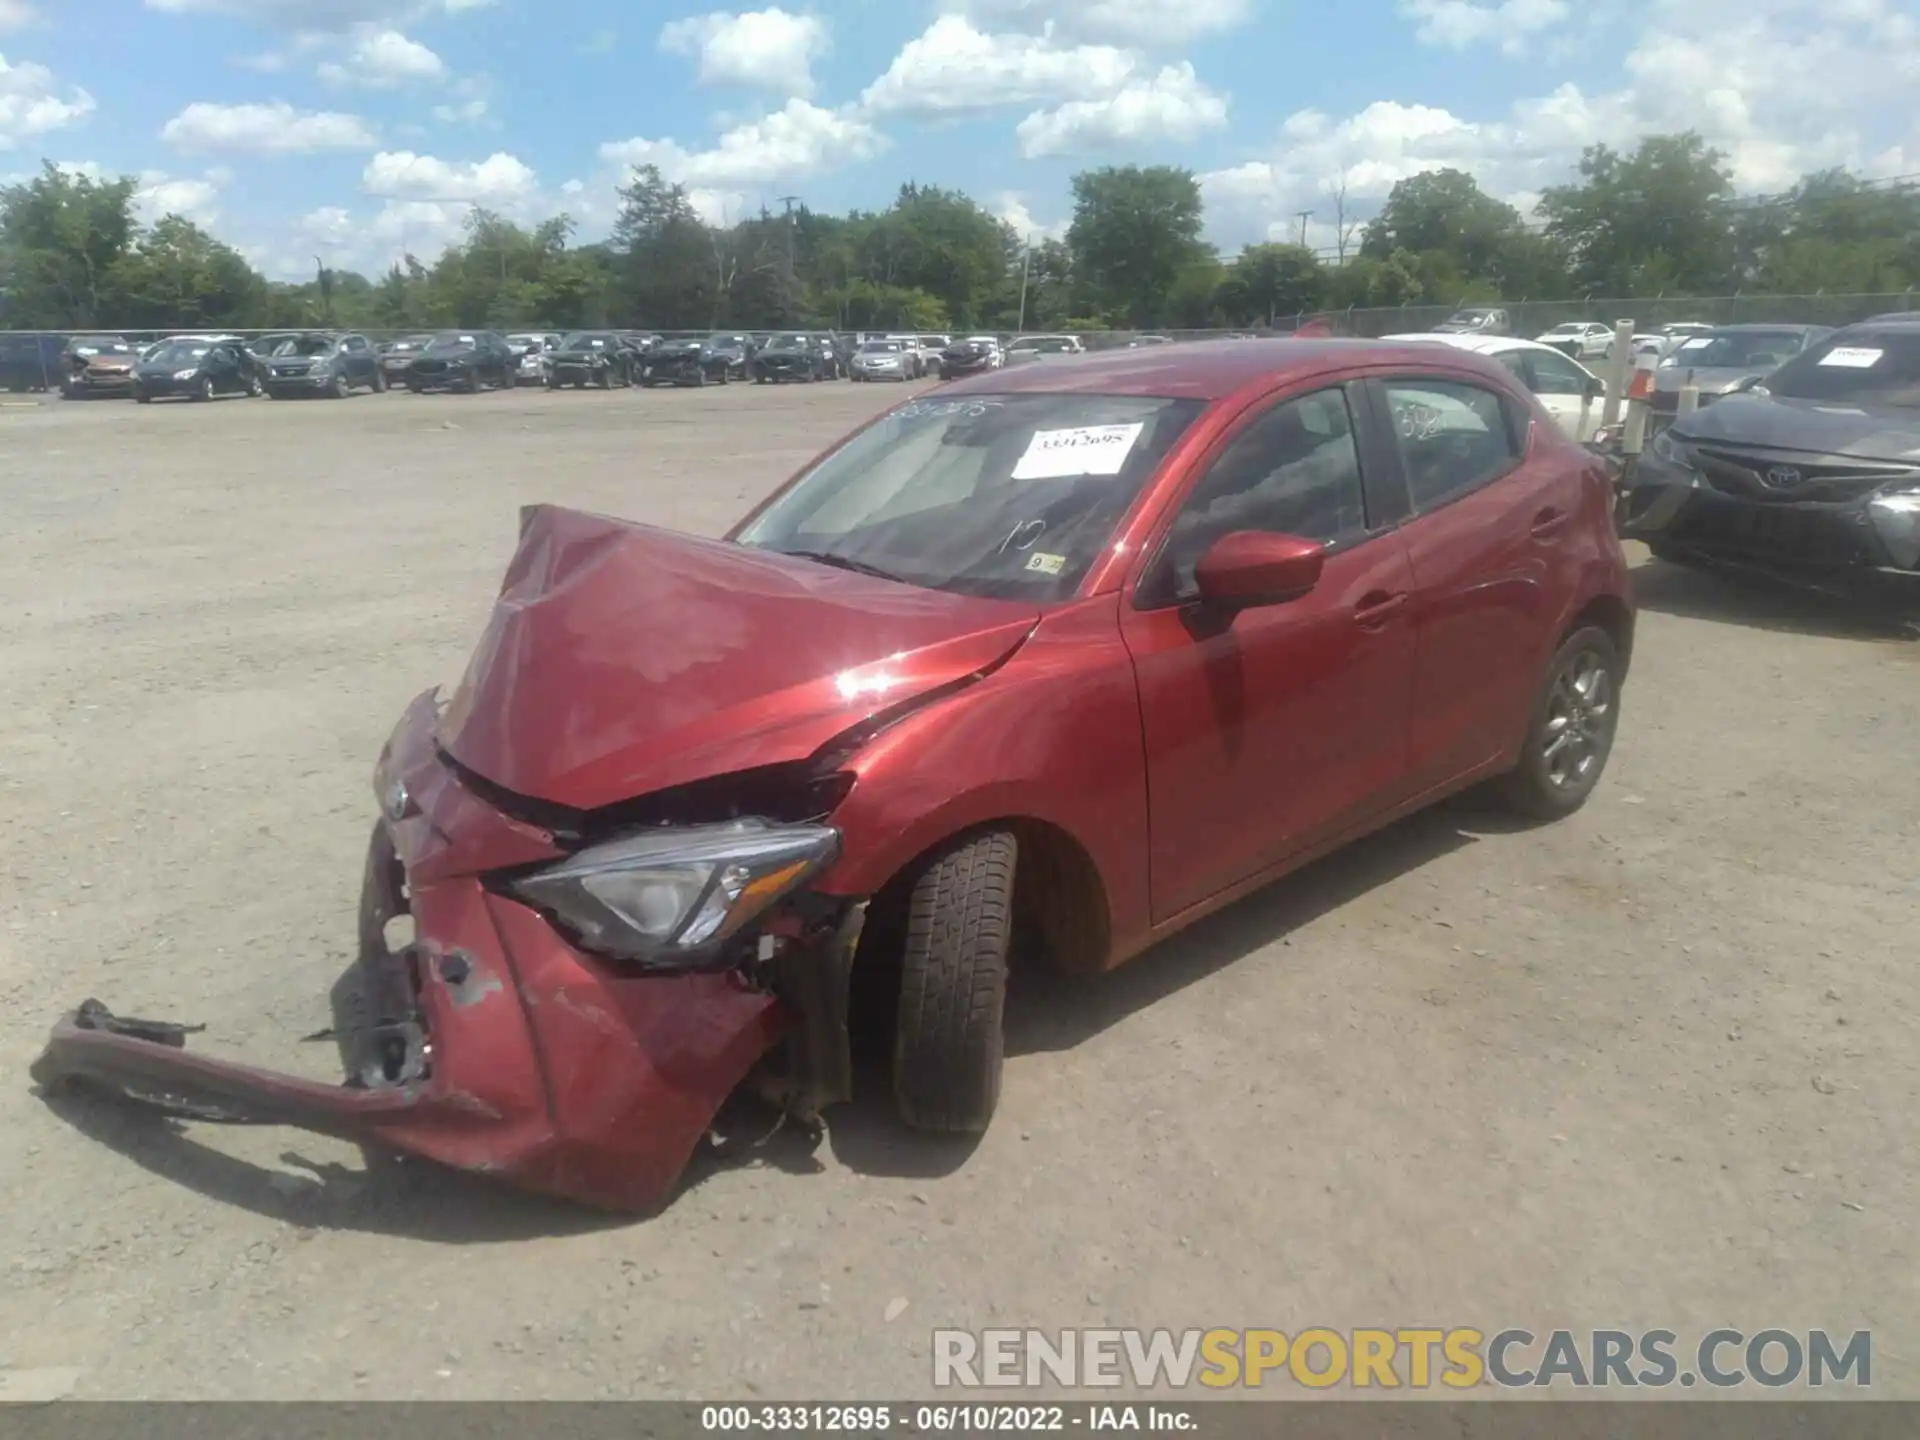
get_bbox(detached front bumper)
[30,691,823,1213]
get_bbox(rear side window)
[1380,379,1523,513]
[1525,350,1590,397]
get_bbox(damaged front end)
[29,690,870,1214]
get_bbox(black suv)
[751,334,832,383]
[1621,315,1920,588]
[403,331,515,393]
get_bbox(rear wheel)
[330,371,350,399]
[1496,626,1622,821]
[194,375,214,403]
[893,829,1018,1133]
[371,368,387,393]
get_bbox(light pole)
[1295,209,1314,248]
[1016,235,1033,334]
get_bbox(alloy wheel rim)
[1541,651,1613,789]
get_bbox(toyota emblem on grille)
[1763,465,1802,488]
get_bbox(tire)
[1646,541,1696,566]
[1495,625,1622,822]
[135,393,151,404]
[596,369,612,390]
[893,829,1018,1133]
[330,372,350,399]
[193,375,214,403]
[247,374,264,398]
[371,368,387,394]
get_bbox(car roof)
[939,336,1521,401]
[1380,331,1585,364]
[1705,322,1826,333]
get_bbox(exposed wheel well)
[1565,593,1634,681]
[846,817,1112,1060]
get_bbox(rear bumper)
[30,691,800,1213]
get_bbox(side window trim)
[1360,373,1530,518]
[1129,380,1382,613]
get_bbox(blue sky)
[1,0,1916,280]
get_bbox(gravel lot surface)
[1,382,1916,1400]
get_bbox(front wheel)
[193,375,214,403]
[893,829,1018,1133]
[371,368,387,393]
[1495,626,1622,821]
[330,372,350,399]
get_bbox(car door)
[1366,373,1580,798]
[1520,348,1604,441]
[206,344,236,393]
[1120,383,1418,924]
[343,335,370,386]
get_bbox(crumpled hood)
[1672,392,1920,461]
[438,505,1040,811]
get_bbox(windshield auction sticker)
[1818,347,1883,368]
[1012,423,1146,480]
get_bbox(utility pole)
[1295,209,1315,248]
[777,195,801,288]
[1016,236,1033,334]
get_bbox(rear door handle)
[1531,506,1571,538]
[1354,591,1408,628]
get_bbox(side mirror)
[1193,531,1326,610]
[1584,373,1605,400]
[1729,374,1762,394]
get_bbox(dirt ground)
[1,380,1916,1401]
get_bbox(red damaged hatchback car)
[35,339,1634,1212]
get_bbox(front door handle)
[1354,591,1408,628]
[1531,506,1571,538]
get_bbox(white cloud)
[600,99,885,189]
[658,9,828,97]
[1199,0,1920,251]
[318,26,446,86]
[297,204,358,249]
[432,97,488,124]
[994,191,1066,241]
[0,2,38,32]
[1015,62,1228,157]
[1398,0,1571,55]
[944,0,1252,46]
[160,100,379,154]
[860,15,1135,116]
[135,170,224,223]
[361,149,538,206]
[0,53,93,147]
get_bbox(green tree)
[1538,133,1737,294]
[610,164,717,328]
[1218,243,1326,325]
[0,162,140,326]
[105,215,264,330]
[1066,165,1208,326]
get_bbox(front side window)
[736,392,1205,602]
[1139,388,1368,608]
[1381,379,1522,512]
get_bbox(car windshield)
[391,337,432,351]
[860,342,900,354]
[426,334,477,353]
[561,333,611,348]
[1668,330,1807,369]
[1763,331,1920,409]
[1015,337,1076,353]
[767,335,806,350]
[271,337,335,357]
[734,392,1207,602]
[76,342,136,356]
[148,343,209,365]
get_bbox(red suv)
[36,339,1634,1212]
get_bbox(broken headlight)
[507,819,839,969]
